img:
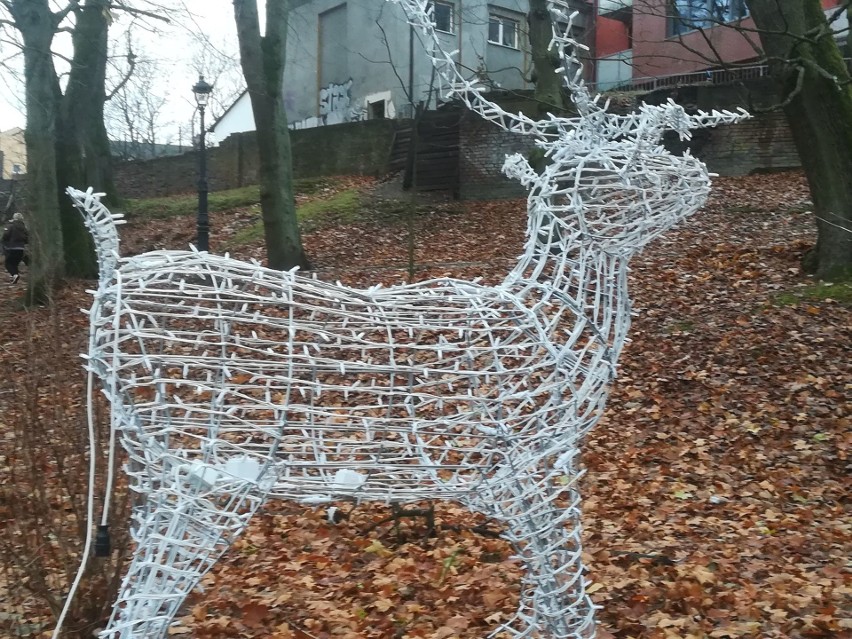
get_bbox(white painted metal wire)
[65,2,748,637]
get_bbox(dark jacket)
[1,219,27,251]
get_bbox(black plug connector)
[94,525,111,557]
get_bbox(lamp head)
[192,75,213,107]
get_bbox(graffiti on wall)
[319,79,353,117]
[291,79,366,130]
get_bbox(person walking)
[2,212,28,284]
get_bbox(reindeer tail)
[67,186,124,286]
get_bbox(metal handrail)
[589,58,852,93]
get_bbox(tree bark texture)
[9,0,65,302]
[748,0,852,280]
[56,0,115,278]
[528,0,567,115]
[233,0,310,271]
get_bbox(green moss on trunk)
[748,0,852,281]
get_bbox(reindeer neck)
[504,204,634,359]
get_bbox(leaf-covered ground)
[0,171,848,638]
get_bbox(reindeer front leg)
[468,447,595,639]
[101,450,275,638]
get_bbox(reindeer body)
[77,237,603,639]
[91,252,588,504]
[62,2,748,637]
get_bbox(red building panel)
[605,0,842,80]
[596,14,630,58]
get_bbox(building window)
[488,14,519,49]
[669,0,749,37]
[429,1,454,34]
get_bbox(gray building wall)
[283,0,589,129]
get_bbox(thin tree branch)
[825,0,852,27]
[692,24,729,67]
[52,0,81,28]
[775,62,806,109]
[105,35,136,101]
[373,7,412,104]
[108,3,170,23]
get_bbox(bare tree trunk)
[233,0,310,271]
[62,0,116,200]
[528,0,567,115]
[8,0,114,287]
[56,0,115,279]
[748,0,852,280]
[10,0,65,302]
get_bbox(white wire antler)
[400,0,745,144]
[58,2,748,638]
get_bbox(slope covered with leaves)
[0,171,848,639]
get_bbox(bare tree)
[0,0,196,299]
[105,46,173,160]
[747,0,852,280]
[189,34,246,128]
[2,0,66,299]
[596,0,852,280]
[57,0,117,280]
[528,0,568,113]
[233,0,310,271]
[0,0,178,297]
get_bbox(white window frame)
[488,13,520,49]
[429,1,455,34]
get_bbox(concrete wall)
[283,0,540,129]
[278,0,591,129]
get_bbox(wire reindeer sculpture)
[58,1,748,637]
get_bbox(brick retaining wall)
[115,119,400,199]
[695,112,800,176]
[114,90,802,201]
[457,106,801,200]
[458,112,535,200]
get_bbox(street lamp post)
[193,74,213,252]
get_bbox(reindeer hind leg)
[100,457,274,638]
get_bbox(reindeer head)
[509,98,751,257]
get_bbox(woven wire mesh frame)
[63,2,748,637]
